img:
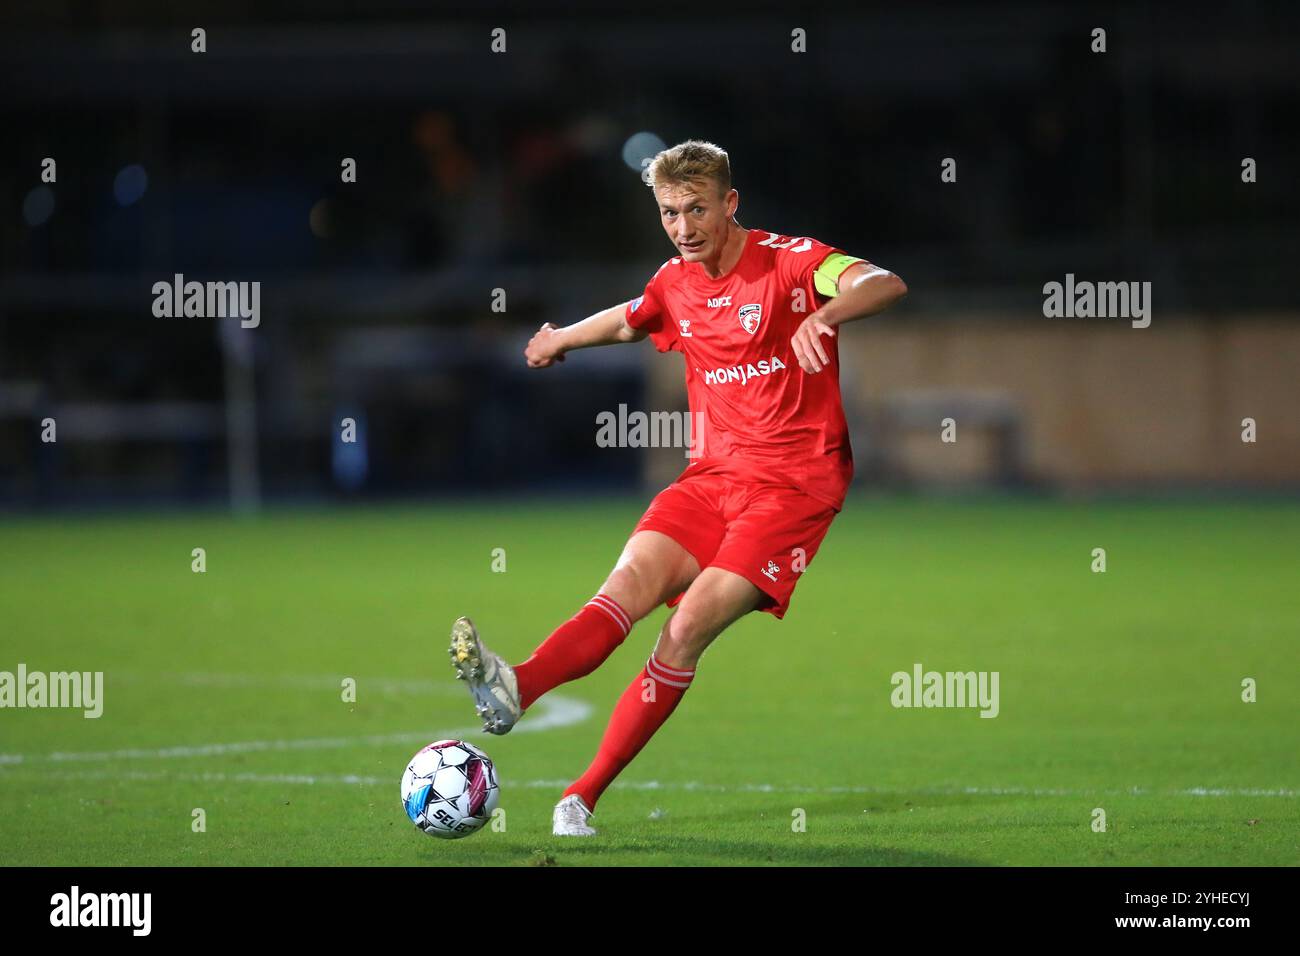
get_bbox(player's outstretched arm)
[524,302,647,368]
[791,261,908,374]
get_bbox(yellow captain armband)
[813,252,865,298]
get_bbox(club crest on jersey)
[738,303,762,335]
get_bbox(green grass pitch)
[1,497,1296,866]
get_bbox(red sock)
[564,653,696,811]
[514,594,633,712]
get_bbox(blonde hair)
[644,140,732,196]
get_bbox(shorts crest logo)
[739,303,762,335]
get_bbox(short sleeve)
[777,236,863,304]
[625,268,681,353]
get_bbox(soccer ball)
[401,739,500,839]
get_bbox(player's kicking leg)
[553,567,764,836]
[449,530,698,735]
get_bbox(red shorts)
[631,465,839,619]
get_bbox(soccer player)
[450,140,907,836]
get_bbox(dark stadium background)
[1,0,1297,507]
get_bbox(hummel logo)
[707,296,732,308]
[679,319,693,337]
[757,234,813,253]
[760,560,780,582]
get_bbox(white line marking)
[3,673,1293,800]
[0,693,590,766]
[112,671,466,696]
[0,766,1293,799]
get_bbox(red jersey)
[625,228,854,512]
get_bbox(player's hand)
[524,322,567,368]
[791,314,836,373]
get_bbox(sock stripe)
[647,653,694,677]
[587,600,627,634]
[646,655,694,688]
[592,594,631,632]
[588,594,631,635]
[646,669,692,690]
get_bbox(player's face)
[655,181,737,263]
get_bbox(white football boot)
[449,617,522,735]
[552,794,598,836]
